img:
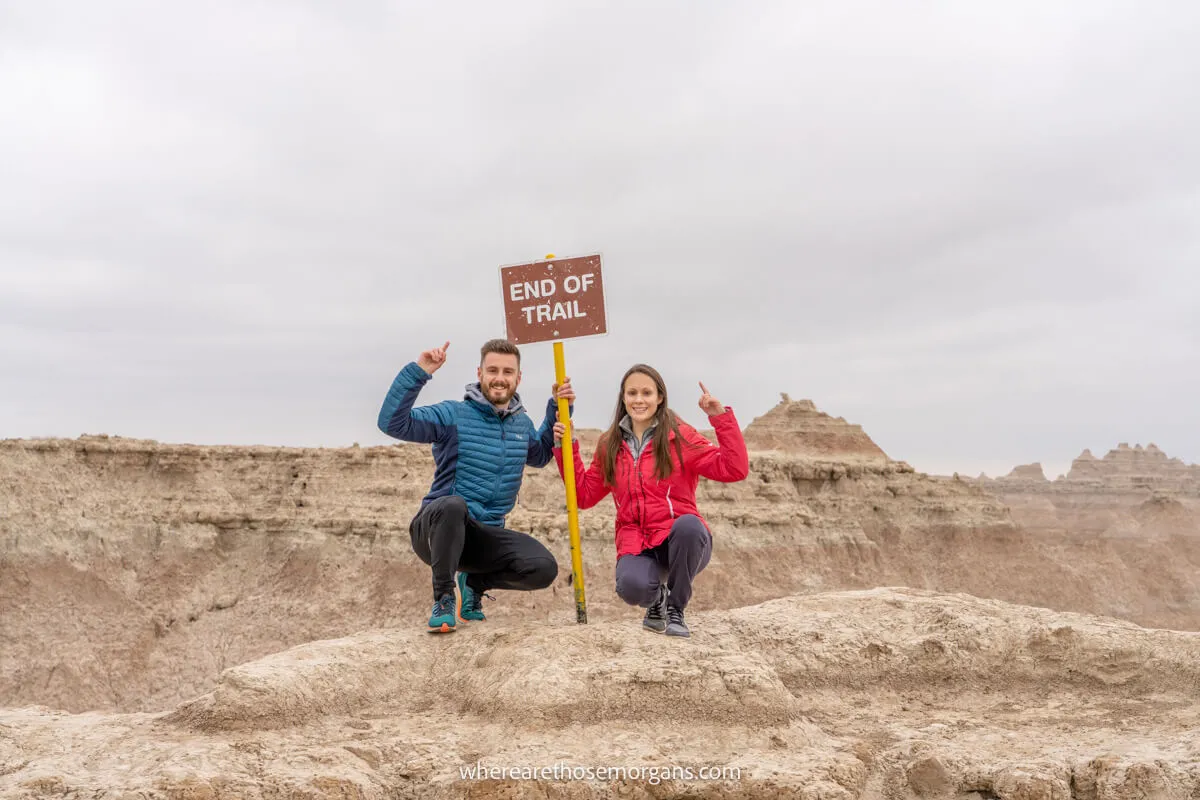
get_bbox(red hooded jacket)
[554,408,750,559]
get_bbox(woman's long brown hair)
[598,364,688,486]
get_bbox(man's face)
[478,353,521,406]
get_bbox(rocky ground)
[2,396,1198,798]
[3,589,1199,798]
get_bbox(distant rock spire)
[742,396,888,461]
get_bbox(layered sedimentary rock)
[740,394,890,461]
[1066,443,1200,487]
[1000,462,1048,481]
[4,402,1200,798]
[977,443,1200,536]
[973,444,1200,630]
[4,588,1198,799]
[4,426,1199,717]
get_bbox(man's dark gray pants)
[410,495,558,600]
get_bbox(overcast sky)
[2,1,1197,479]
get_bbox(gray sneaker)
[664,605,690,638]
[642,584,668,633]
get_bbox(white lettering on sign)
[500,253,605,344]
[510,279,558,302]
[562,273,595,294]
[520,300,589,324]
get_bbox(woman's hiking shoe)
[456,572,488,622]
[664,605,690,638]
[428,593,457,633]
[642,584,668,633]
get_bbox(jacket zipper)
[637,456,649,548]
[491,409,505,506]
[666,486,674,519]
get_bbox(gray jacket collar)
[619,414,657,453]
[465,383,525,418]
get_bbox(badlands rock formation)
[4,588,1199,798]
[974,443,1200,636]
[999,462,1048,481]
[741,394,891,461]
[976,443,1200,537]
[989,443,1200,492]
[2,396,1199,797]
[1066,443,1200,488]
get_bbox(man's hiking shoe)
[428,593,457,633]
[642,584,668,633]
[665,605,690,638]
[456,572,487,622]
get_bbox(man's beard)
[485,381,514,405]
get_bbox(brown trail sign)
[499,254,607,345]
[497,252,607,625]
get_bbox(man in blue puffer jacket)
[378,338,573,633]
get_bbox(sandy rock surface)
[3,397,1199,797]
[4,588,1199,799]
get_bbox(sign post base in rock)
[500,252,608,624]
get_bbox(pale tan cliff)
[4,588,1198,799]
[1066,443,1200,487]
[976,443,1200,542]
[3,400,1200,798]
[1000,462,1048,482]
[741,394,890,461]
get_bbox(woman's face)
[623,372,662,426]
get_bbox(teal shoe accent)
[457,572,487,622]
[428,593,457,633]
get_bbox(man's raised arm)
[377,341,456,443]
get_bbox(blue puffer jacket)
[377,361,558,527]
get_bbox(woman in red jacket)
[554,364,749,637]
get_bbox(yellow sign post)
[553,343,587,624]
[546,254,587,624]
[499,251,607,624]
